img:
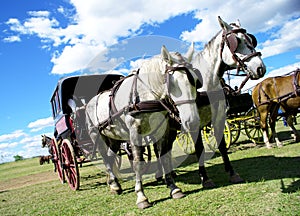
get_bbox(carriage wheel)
[60,139,80,191]
[203,121,231,151]
[51,138,65,183]
[244,108,267,144]
[175,131,195,154]
[227,120,241,144]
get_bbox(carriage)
[42,74,124,190]
[176,83,265,154]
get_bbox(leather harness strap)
[257,69,300,107]
[97,64,197,132]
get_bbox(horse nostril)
[257,67,266,77]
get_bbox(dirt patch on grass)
[0,170,57,192]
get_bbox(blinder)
[225,29,258,53]
[227,34,239,53]
[246,33,257,48]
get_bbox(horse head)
[218,16,266,80]
[160,45,200,132]
[41,135,51,148]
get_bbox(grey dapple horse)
[85,46,201,209]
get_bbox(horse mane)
[202,30,222,52]
[138,56,166,98]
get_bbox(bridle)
[221,28,261,74]
[220,28,262,92]
[152,62,201,123]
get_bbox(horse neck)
[192,32,224,91]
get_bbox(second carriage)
[176,88,265,154]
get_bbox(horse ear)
[185,42,194,63]
[161,45,172,64]
[236,19,241,28]
[218,16,232,31]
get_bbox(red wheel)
[61,139,80,190]
[51,138,64,183]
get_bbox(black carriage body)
[226,93,253,115]
[50,74,123,139]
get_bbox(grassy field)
[1,121,300,215]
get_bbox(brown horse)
[252,68,300,148]
[39,155,52,165]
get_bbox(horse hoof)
[137,200,152,209]
[277,143,283,148]
[230,173,244,184]
[266,144,273,149]
[202,179,216,189]
[171,188,185,199]
[108,181,122,194]
[171,170,177,178]
[156,176,164,184]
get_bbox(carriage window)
[51,100,56,118]
[51,91,61,118]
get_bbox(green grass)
[0,121,300,215]
[1,142,300,215]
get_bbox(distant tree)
[13,155,24,161]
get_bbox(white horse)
[190,16,266,187]
[85,46,200,209]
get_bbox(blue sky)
[0,0,300,163]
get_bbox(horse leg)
[131,144,152,209]
[258,106,272,148]
[287,115,300,142]
[218,136,244,183]
[153,143,164,183]
[155,136,184,199]
[191,131,215,188]
[91,131,122,194]
[269,109,283,147]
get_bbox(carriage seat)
[226,93,253,115]
[73,107,90,142]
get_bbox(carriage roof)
[50,74,123,119]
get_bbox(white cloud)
[181,0,300,42]
[27,117,54,132]
[27,10,50,17]
[0,130,26,143]
[260,18,300,58]
[0,142,19,150]
[4,0,300,75]
[3,35,21,42]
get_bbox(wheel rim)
[51,138,64,183]
[244,108,266,144]
[176,131,195,154]
[203,125,218,151]
[223,121,232,149]
[227,120,241,144]
[61,139,80,190]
